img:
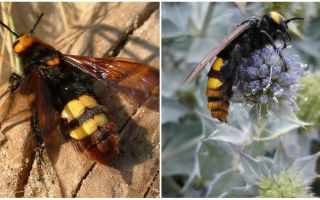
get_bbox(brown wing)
[32,69,61,164]
[184,21,252,84]
[62,55,159,104]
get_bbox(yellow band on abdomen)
[70,114,108,140]
[61,95,98,122]
[207,78,223,89]
[211,57,224,71]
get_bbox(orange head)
[13,34,39,54]
[0,13,44,55]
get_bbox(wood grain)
[0,2,159,198]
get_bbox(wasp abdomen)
[61,94,120,164]
[206,57,230,122]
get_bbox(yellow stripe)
[270,11,284,25]
[211,58,223,71]
[207,78,223,89]
[60,95,98,122]
[61,100,85,122]
[70,114,108,140]
[79,95,98,107]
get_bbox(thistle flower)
[238,45,307,117]
[297,72,320,125]
[258,171,312,198]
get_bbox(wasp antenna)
[0,21,19,37]
[285,17,304,24]
[29,13,44,34]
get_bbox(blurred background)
[162,2,320,197]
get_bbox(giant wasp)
[184,11,303,122]
[0,12,159,169]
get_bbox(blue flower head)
[238,45,307,115]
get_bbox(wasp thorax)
[269,11,285,25]
[13,34,38,54]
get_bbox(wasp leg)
[222,44,242,98]
[35,145,45,181]
[9,73,22,92]
[260,30,288,71]
[260,30,277,49]
[276,30,288,49]
[230,44,257,104]
[228,44,243,83]
[31,112,45,181]
[229,44,242,69]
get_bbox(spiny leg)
[231,44,259,104]
[260,30,277,49]
[0,73,23,130]
[229,44,242,83]
[260,30,288,71]
[276,30,288,49]
[0,73,22,105]
[9,73,22,92]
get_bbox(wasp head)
[268,11,304,42]
[0,13,44,55]
[13,34,39,54]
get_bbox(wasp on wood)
[0,8,159,197]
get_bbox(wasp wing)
[62,55,159,105]
[184,21,252,84]
[32,69,61,163]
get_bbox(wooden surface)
[0,2,159,198]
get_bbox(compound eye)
[270,11,285,25]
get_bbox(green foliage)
[297,72,320,126]
[162,2,320,198]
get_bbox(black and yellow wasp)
[185,11,303,122]
[0,13,159,165]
